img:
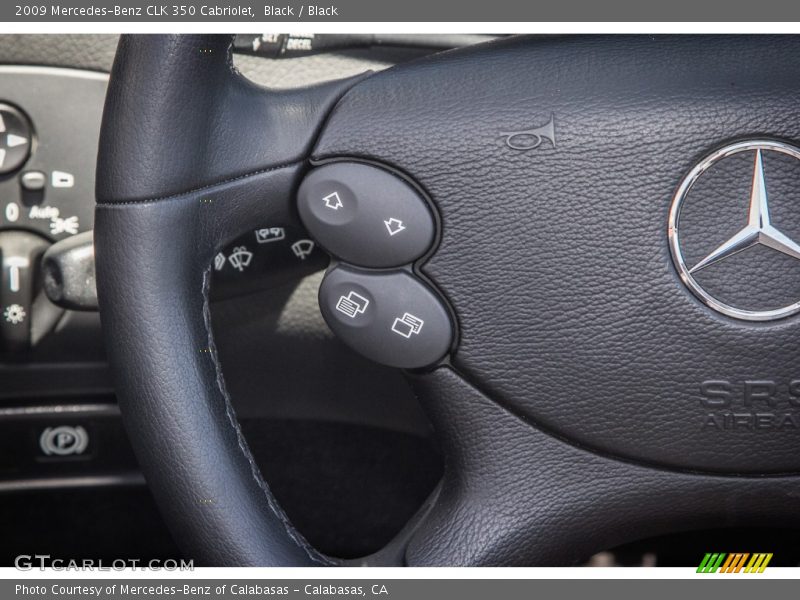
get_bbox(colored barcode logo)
[697,553,773,573]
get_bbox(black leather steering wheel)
[95,34,800,566]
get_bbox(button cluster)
[298,162,452,369]
[0,93,93,243]
[319,267,451,369]
[297,162,435,268]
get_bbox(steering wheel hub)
[313,36,800,474]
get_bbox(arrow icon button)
[6,134,27,148]
[384,217,406,236]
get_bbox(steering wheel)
[94,34,800,566]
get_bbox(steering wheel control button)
[335,290,371,320]
[327,282,375,329]
[0,103,33,175]
[298,162,435,268]
[319,267,452,369]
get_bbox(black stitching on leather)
[95,161,299,206]
[200,267,335,566]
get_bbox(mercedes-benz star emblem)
[669,140,800,321]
